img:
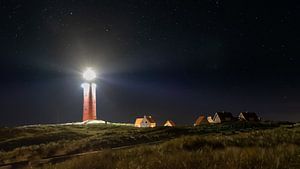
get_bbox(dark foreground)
[0,122,299,169]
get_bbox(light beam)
[83,68,96,81]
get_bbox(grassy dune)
[43,126,300,169]
[0,122,298,168]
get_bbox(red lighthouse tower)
[82,68,97,121]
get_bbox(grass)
[0,121,297,168]
[42,126,300,169]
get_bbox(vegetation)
[0,122,298,169]
[42,125,300,169]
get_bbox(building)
[210,112,234,123]
[194,115,209,126]
[239,112,259,122]
[164,120,176,127]
[82,68,97,121]
[207,116,215,123]
[134,115,156,127]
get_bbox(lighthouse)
[82,68,97,121]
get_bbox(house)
[210,112,234,123]
[164,120,176,127]
[239,112,259,122]
[207,116,215,123]
[194,115,209,126]
[134,115,156,127]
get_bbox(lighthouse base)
[82,119,106,124]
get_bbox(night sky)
[1,0,300,126]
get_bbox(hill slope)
[0,122,299,168]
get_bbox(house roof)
[135,118,143,125]
[240,112,259,121]
[195,115,209,125]
[215,112,234,121]
[165,120,175,126]
[146,116,156,123]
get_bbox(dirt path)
[0,140,165,169]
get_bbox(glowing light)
[83,68,96,81]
